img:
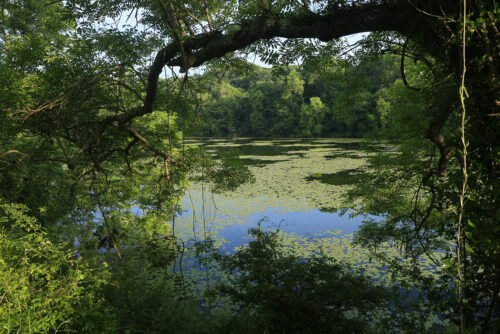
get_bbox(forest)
[0,1,498,333]
[196,56,401,138]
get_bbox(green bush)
[215,227,388,333]
[0,200,111,333]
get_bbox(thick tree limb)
[400,39,420,91]
[129,2,440,123]
[79,1,442,166]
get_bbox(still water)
[178,138,371,248]
[173,138,438,283]
[174,138,446,329]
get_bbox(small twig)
[12,98,66,121]
[119,125,178,164]
[203,0,213,31]
[0,149,29,160]
[96,201,125,265]
[178,5,208,33]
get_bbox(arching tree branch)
[78,1,445,168]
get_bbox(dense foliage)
[213,227,387,333]
[0,0,498,333]
[0,200,112,332]
[196,56,400,138]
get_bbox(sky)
[250,33,368,68]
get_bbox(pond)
[172,138,446,329]
[173,138,438,285]
[178,137,370,243]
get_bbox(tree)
[1,0,498,331]
[299,96,327,137]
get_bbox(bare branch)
[203,0,213,31]
[119,125,178,164]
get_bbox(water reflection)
[216,208,372,251]
[179,138,372,247]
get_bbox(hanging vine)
[457,0,468,332]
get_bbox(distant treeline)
[196,56,401,138]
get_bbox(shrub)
[0,200,110,332]
[215,227,387,333]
